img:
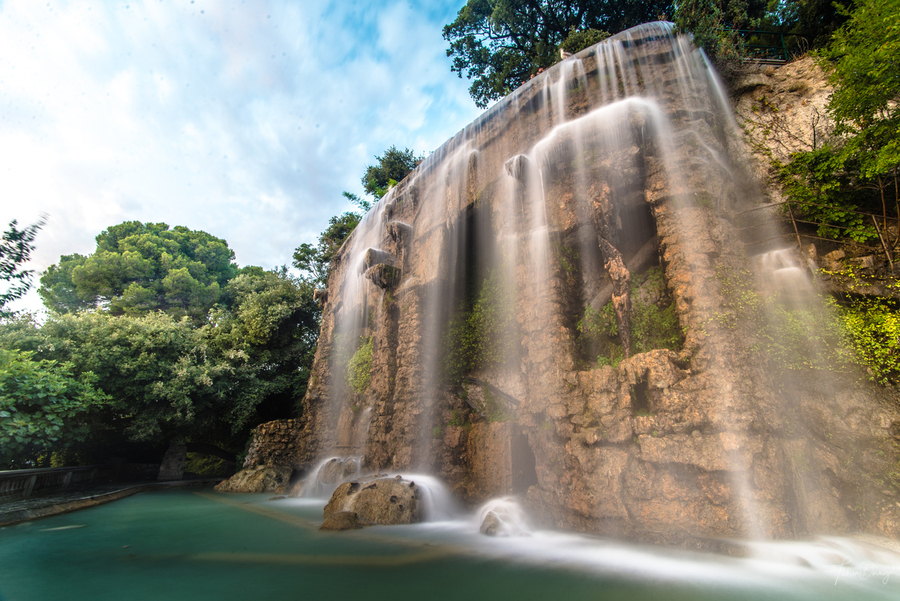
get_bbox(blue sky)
[0,0,481,313]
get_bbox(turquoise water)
[1,489,898,600]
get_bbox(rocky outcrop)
[287,24,900,547]
[214,465,292,494]
[242,419,304,469]
[323,476,421,526]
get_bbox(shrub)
[347,336,374,394]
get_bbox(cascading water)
[299,21,900,551]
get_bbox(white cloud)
[0,0,480,315]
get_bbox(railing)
[721,29,809,62]
[0,465,115,501]
[737,200,898,271]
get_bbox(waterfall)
[302,22,900,545]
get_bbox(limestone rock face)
[242,419,304,469]
[321,511,365,531]
[215,465,292,494]
[285,24,900,547]
[323,476,421,525]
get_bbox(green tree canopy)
[39,221,238,322]
[1,267,319,463]
[293,211,363,287]
[208,267,320,421]
[673,0,768,60]
[362,146,422,200]
[0,348,110,468]
[444,0,673,107]
[1,218,44,318]
[777,0,900,245]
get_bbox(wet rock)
[363,248,395,270]
[480,511,503,535]
[822,250,845,272]
[316,457,359,486]
[214,465,292,494]
[242,419,304,470]
[323,476,421,525]
[365,263,402,289]
[321,511,366,531]
[288,479,306,498]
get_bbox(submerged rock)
[323,476,421,526]
[214,465,292,494]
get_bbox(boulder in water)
[323,476,421,525]
[478,497,530,537]
[321,511,366,531]
[214,465,292,494]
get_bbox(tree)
[673,0,768,61]
[778,0,900,246]
[1,218,44,318]
[207,268,321,421]
[443,0,673,107]
[293,211,363,286]
[1,267,321,461]
[362,146,422,200]
[0,348,110,468]
[39,221,238,322]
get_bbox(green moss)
[578,266,682,366]
[448,409,465,427]
[432,425,443,439]
[347,335,374,394]
[481,385,512,423]
[441,269,517,385]
[835,296,900,385]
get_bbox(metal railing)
[0,465,115,500]
[721,29,809,62]
[737,200,898,271]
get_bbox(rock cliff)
[262,24,900,545]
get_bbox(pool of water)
[1,488,898,601]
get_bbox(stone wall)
[242,419,304,470]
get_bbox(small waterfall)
[477,497,531,536]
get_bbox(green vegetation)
[1,218,319,468]
[443,0,670,107]
[294,145,418,286]
[362,146,422,200]
[711,264,854,374]
[347,336,374,394]
[674,0,851,62]
[775,0,900,247]
[184,452,230,477]
[448,409,466,427]
[293,209,363,287]
[578,267,682,367]
[0,348,110,468]
[1,218,44,318]
[39,221,238,323]
[836,296,900,385]
[480,384,513,423]
[442,270,517,384]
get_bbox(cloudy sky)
[0,0,481,314]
